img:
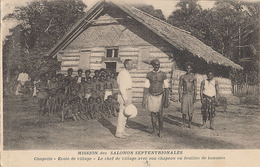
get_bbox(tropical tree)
[167,0,259,84]
[3,0,87,81]
[167,0,204,39]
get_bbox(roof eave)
[49,0,106,58]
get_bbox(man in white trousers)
[115,59,134,139]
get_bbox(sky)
[1,0,216,40]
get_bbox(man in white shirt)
[115,59,134,139]
[15,69,30,96]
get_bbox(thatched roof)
[49,0,242,70]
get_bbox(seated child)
[82,98,90,120]
[93,96,106,119]
[75,96,87,120]
[104,95,117,117]
[112,93,120,115]
[61,99,78,122]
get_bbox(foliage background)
[2,0,259,84]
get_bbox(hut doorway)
[105,62,117,72]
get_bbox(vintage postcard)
[1,0,259,166]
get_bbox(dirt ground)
[3,96,260,150]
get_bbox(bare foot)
[157,133,163,137]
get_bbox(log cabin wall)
[171,70,233,101]
[56,13,233,102]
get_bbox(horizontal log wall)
[58,46,233,103]
[170,70,233,101]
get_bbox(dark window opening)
[105,62,117,72]
[106,48,118,58]
[114,49,118,57]
[106,49,113,57]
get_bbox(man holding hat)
[142,59,169,137]
[115,59,134,139]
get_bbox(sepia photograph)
[1,0,259,166]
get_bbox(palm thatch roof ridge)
[115,2,242,70]
[49,0,242,70]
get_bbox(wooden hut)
[49,1,242,102]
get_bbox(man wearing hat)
[115,59,134,138]
[178,62,197,128]
[142,59,169,137]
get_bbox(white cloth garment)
[203,79,216,97]
[144,78,169,88]
[17,72,29,85]
[116,69,132,101]
[77,76,82,83]
[116,69,132,134]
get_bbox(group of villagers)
[35,68,120,122]
[31,58,219,138]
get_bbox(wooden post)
[238,26,241,60]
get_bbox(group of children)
[36,68,120,122]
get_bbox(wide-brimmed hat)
[124,104,138,118]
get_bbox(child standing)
[98,75,106,101]
[76,69,83,83]
[47,76,58,115]
[84,77,93,100]
[111,72,119,95]
[77,77,86,100]
[92,76,99,99]
[36,74,49,115]
[87,96,96,120]
[104,75,113,100]
[85,70,91,79]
